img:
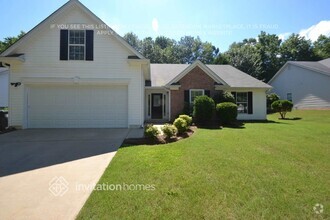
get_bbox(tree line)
[1,30,329,82]
[124,31,330,82]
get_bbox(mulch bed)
[122,126,197,146]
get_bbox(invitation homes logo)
[49,176,155,197]
[49,176,69,196]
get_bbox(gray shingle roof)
[288,59,330,76]
[150,64,271,88]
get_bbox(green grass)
[77,110,330,219]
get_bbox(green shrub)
[173,118,188,134]
[271,100,293,119]
[179,114,192,126]
[267,93,280,113]
[213,91,235,104]
[144,124,159,139]
[193,95,215,123]
[216,102,238,124]
[183,102,193,116]
[161,124,178,139]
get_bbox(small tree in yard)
[271,100,293,119]
[267,93,280,113]
[193,95,215,123]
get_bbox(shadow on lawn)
[199,119,291,130]
[279,117,302,121]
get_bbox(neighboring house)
[0,0,270,129]
[269,58,330,109]
[0,68,9,107]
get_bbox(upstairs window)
[69,30,85,60]
[60,29,94,61]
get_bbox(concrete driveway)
[0,128,130,219]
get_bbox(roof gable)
[0,0,144,59]
[166,60,228,86]
[269,59,330,84]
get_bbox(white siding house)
[0,0,149,128]
[0,0,272,129]
[269,59,330,109]
[0,68,9,107]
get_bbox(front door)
[151,93,163,119]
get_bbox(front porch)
[145,88,171,122]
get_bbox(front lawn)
[77,110,329,219]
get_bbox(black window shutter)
[60,30,68,60]
[205,90,210,97]
[248,92,253,114]
[184,90,190,103]
[85,30,94,61]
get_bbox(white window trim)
[68,30,86,60]
[234,92,248,114]
[189,89,204,104]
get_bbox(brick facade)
[170,66,217,120]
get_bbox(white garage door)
[27,85,128,128]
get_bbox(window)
[190,89,204,103]
[287,93,292,102]
[69,30,85,60]
[60,30,94,61]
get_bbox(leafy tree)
[280,34,314,62]
[271,100,293,119]
[225,40,262,79]
[0,31,25,53]
[266,93,280,113]
[313,35,330,59]
[123,32,141,52]
[256,31,282,82]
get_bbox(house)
[0,0,271,129]
[0,68,9,108]
[269,58,330,109]
[147,61,271,121]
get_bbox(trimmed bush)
[267,93,280,113]
[193,95,215,123]
[161,124,178,139]
[144,124,159,139]
[183,102,193,116]
[271,100,293,119]
[179,114,192,126]
[216,102,238,124]
[173,118,188,134]
[213,91,235,104]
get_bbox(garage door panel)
[27,85,128,128]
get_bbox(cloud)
[152,18,159,32]
[299,20,330,41]
[278,32,291,41]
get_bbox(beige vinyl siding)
[9,6,144,128]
